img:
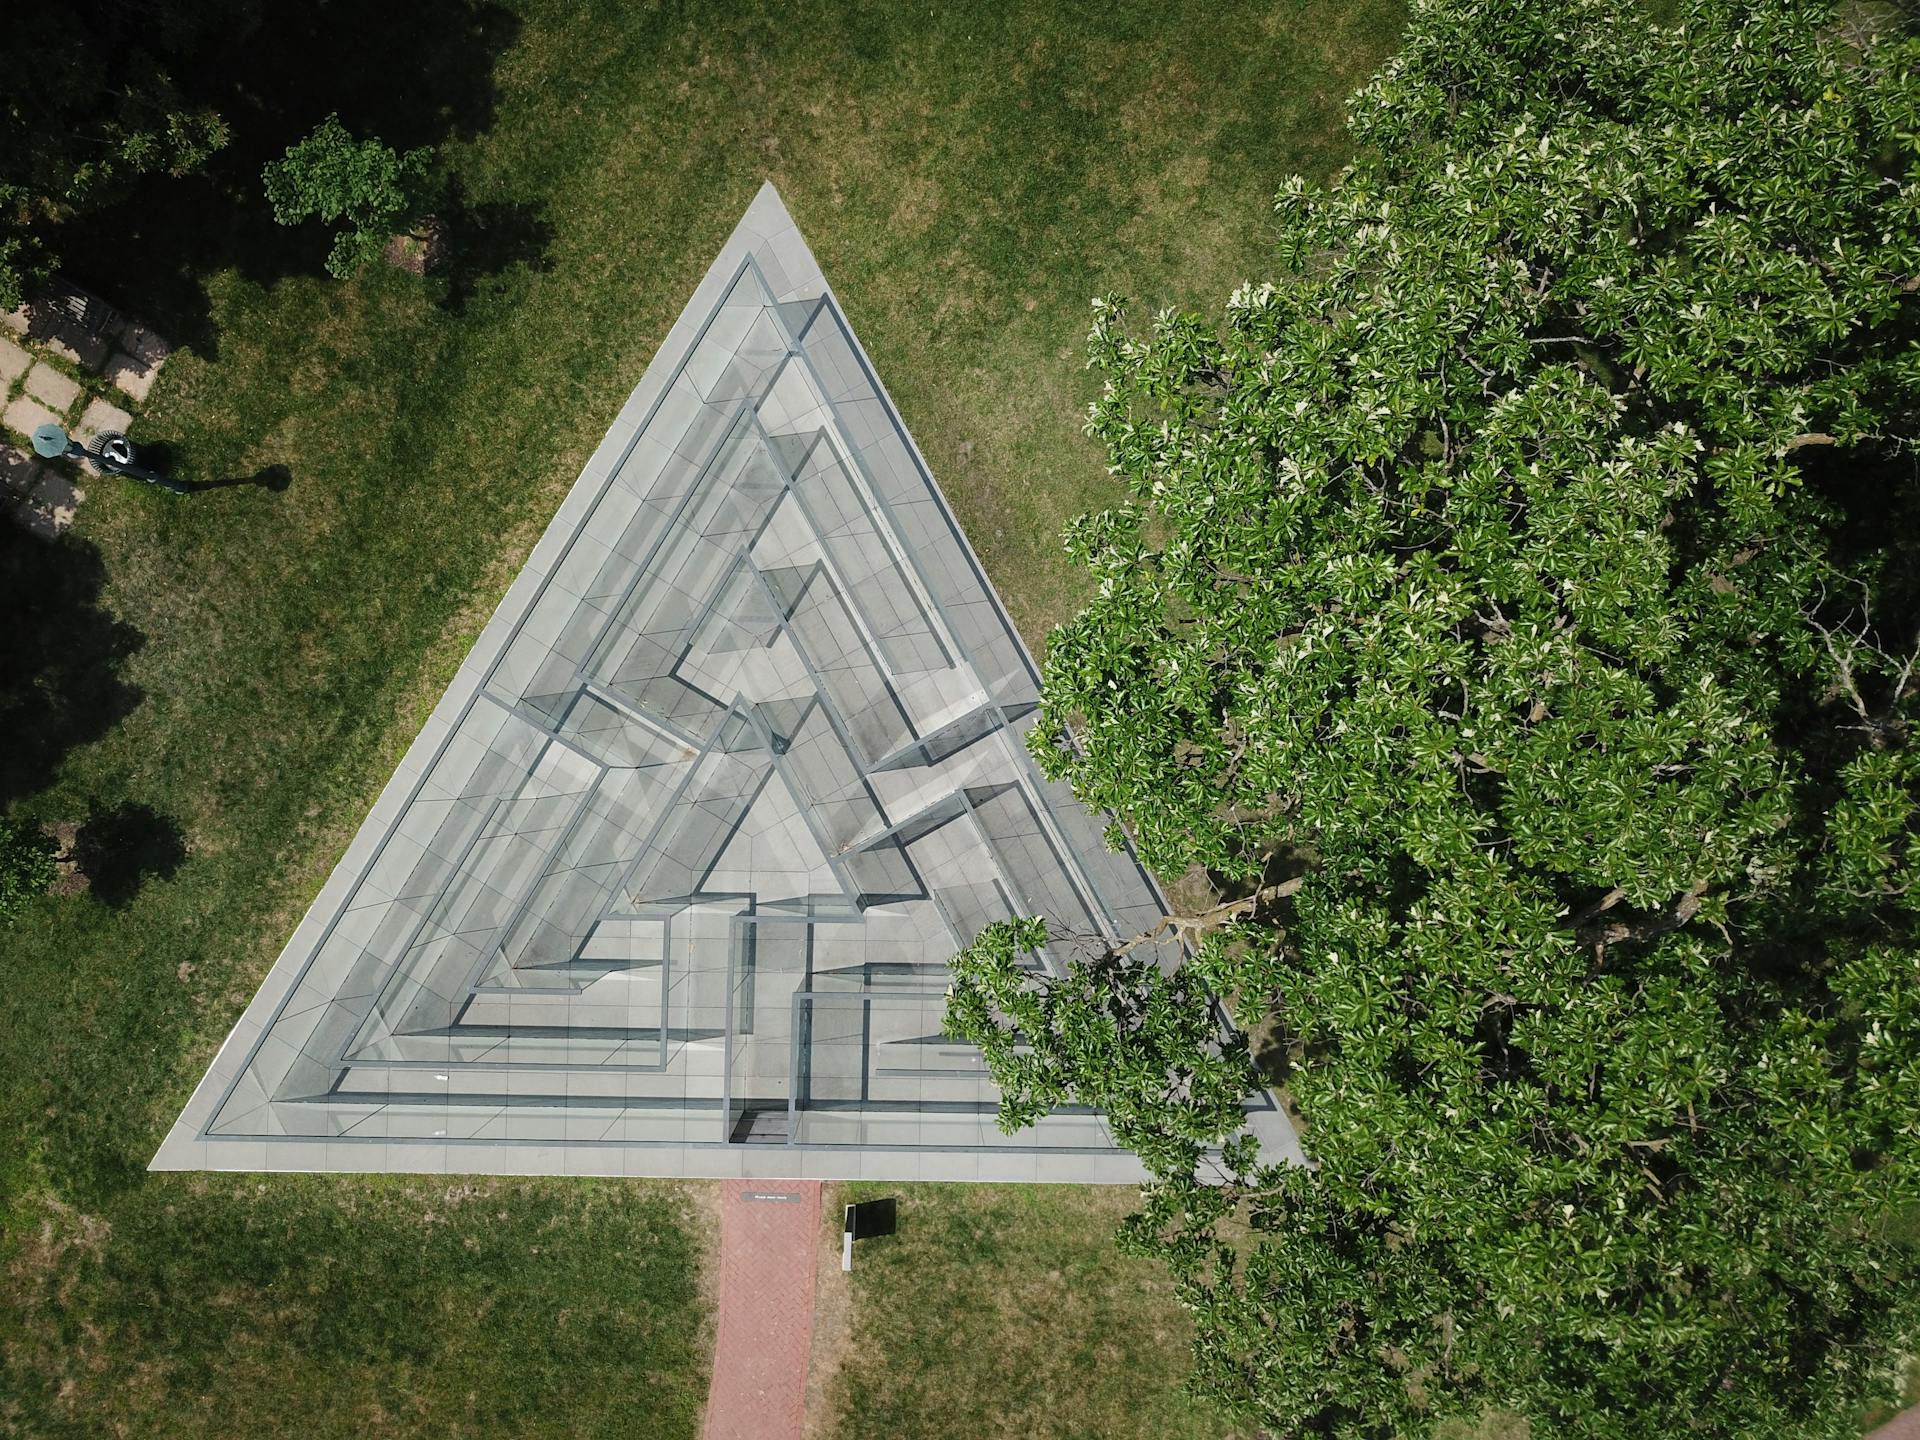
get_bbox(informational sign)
[842,1197,898,1271]
[844,1199,897,1240]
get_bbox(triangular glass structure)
[153,184,1301,1181]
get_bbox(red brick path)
[702,1179,822,1440]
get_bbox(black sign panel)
[844,1197,898,1240]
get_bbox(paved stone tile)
[0,307,26,336]
[5,498,61,541]
[702,1179,821,1440]
[105,350,158,402]
[2,393,61,439]
[0,336,29,387]
[119,321,172,368]
[0,444,46,501]
[76,396,132,443]
[23,362,80,413]
[20,284,119,371]
[34,327,108,372]
[30,470,83,532]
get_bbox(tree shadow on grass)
[72,801,188,908]
[55,0,523,356]
[0,529,145,809]
[431,181,555,316]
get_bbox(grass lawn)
[821,1183,1247,1440]
[1,1176,713,1439]
[0,1,1404,1435]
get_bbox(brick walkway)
[702,1179,822,1440]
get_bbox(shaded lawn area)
[0,0,1404,1435]
[825,1184,1248,1440]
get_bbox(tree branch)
[1579,879,1711,954]
[1813,617,1916,746]
[1112,876,1309,957]
[1566,885,1626,930]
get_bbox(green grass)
[1,1177,713,1439]
[827,1184,1247,1440]
[0,1,1405,1435]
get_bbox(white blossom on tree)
[948,2,1920,1434]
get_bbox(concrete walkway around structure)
[703,1179,823,1440]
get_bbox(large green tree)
[948,1,1920,1436]
[0,3,228,311]
[262,114,430,279]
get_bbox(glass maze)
[155,186,1297,1181]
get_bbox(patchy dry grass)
[825,1183,1250,1440]
[1,1177,710,1439]
[802,1185,857,1440]
[0,2,1405,1436]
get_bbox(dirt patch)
[1165,153,1212,192]
[383,218,446,276]
[6,1193,113,1310]
[47,819,88,897]
[802,1183,854,1439]
[684,1179,724,1438]
[1163,862,1221,918]
[887,175,944,238]
[684,1179,724,1312]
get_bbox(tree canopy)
[0,3,228,311]
[262,114,430,279]
[1,1,490,308]
[948,1,1920,1435]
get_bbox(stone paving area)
[0,446,78,542]
[0,280,169,539]
[702,1180,822,1440]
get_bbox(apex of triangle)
[154,189,1300,1181]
